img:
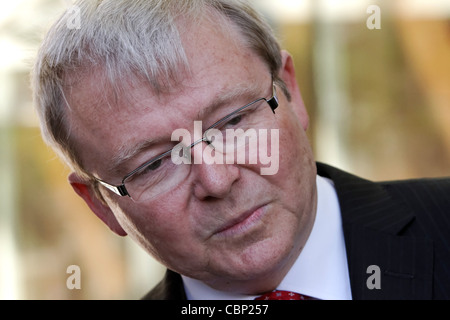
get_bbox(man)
[32,0,450,300]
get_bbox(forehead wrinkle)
[195,81,263,121]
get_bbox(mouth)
[213,203,268,238]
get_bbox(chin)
[205,230,299,294]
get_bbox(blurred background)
[1,0,449,299]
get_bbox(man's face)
[67,17,317,294]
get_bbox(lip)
[213,204,268,238]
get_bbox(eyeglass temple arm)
[267,84,279,113]
[97,180,129,197]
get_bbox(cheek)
[272,113,316,202]
[110,196,210,271]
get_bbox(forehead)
[66,15,270,176]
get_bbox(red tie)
[254,290,317,300]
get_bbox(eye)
[134,158,164,178]
[144,158,163,172]
[226,115,242,126]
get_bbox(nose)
[190,141,240,200]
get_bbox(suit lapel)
[317,163,433,299]
[343,223,433,299]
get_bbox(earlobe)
[68,173,127,237]
[279,50,309,130]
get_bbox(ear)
[279,50,309,130]
[68,173,127,237]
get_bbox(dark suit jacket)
[143,163,450,300]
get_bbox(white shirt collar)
[182,175,352,300]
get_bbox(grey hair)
[31,0,286,181]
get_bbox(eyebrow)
[108,82,265,177]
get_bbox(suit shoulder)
[381,176,450,206]
[141,270,186,300]
[383,176,450,187]
[381,177,450,234]
[142,277,167,300]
